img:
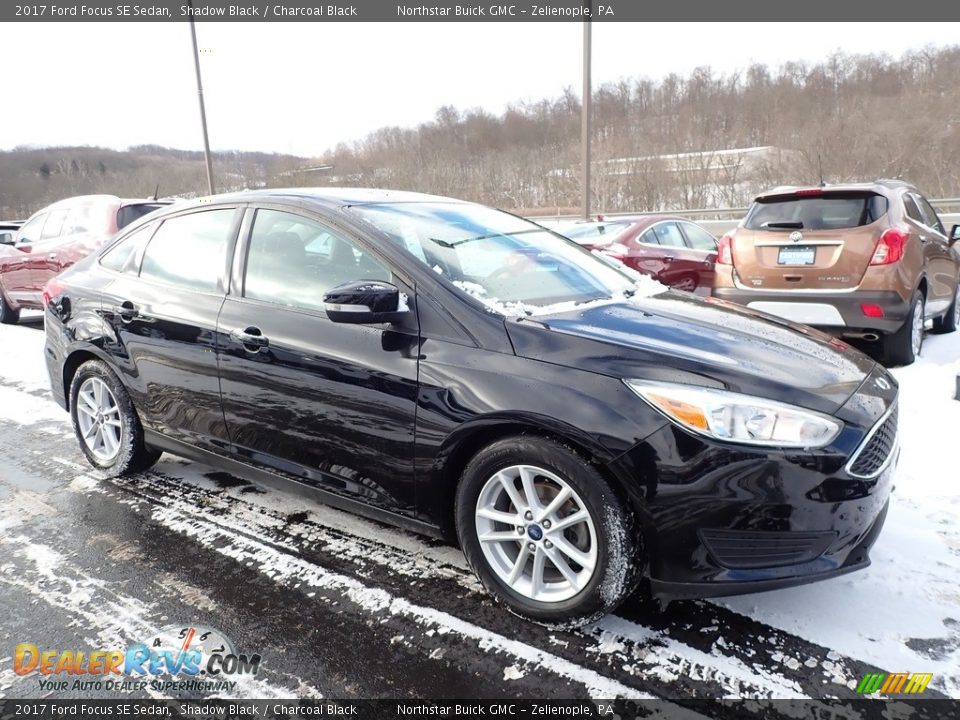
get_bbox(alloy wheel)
[474,465,598,603]
[76,377,123,461]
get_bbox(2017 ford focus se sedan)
[43,189,899,625]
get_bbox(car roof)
[754,180,915,201]
[199,187,470,209]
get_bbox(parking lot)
[0,311,956,702]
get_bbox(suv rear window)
[745,192,889,231]
[117,203,166,230]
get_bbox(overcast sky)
[3,22,956,157]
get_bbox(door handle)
[662,256,674,263]
[230,327,269,351]
[48,253,57,259]
[116,300,138,323]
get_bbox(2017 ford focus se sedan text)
[43,189,899,625]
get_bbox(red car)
[560,215,718,294]
[0,195,171,323]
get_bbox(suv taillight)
[42,278,64,308]
[717,232,735,265]
[870,227,909,266]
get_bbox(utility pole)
[188,0,215,195]
[580,12,592,220]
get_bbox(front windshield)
[350,202,659,315]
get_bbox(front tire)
[882,290,924,366]
[455,435,641,627]
[0,292,20,325]
[69,360,161,476]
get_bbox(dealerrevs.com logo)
[14,625,261,694]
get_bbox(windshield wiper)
[761,221,804,229]
[428,228,544,248]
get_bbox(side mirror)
[323,280,408,324]
[951,224,960,246]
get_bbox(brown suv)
[713,180,960,365]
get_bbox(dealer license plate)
[778,246,816,265]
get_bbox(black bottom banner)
[1,699,959,720]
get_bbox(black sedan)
[42,189,899,625]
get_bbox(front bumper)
[648,498,889,599]
[607,377,898,599]
[712,286,910,335]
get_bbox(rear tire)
[0,292,20,325]
[882,290,924,366]
[69,360,161,477]
[932,284,959,334]
[455,435,641,627]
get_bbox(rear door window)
[140,209,236,292]
[745,193,888,231]
[638,228,660,245]
[680,222,717,251]
[41,209,69,240]
[915,195,945,235]
[100,223,157,274]
[903,194,924,224]
[651,222,686,248]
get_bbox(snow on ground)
[716,329,960,695]
[0,311,50,393]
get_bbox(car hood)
[505,291,877,415]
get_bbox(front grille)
[847,404,898,479]
[700,529,836,569]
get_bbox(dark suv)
[713,180,960,365]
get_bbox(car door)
[640,221,699,290]
[99,206,241,452]
[28,206,70,295]
[2,212,45,304]
[215,206,420,516]
[51,200,108,278]
[913,194,955,314]
[678,220,718,295]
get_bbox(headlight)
[624,380,842,448]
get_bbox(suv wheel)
[0,292,20,325]
[70,360,161,476]
[932,284,959,334]
[455,435,641,627]
[882,290,924,366]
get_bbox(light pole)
[580,14,592,220]
[188,0,215,196]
